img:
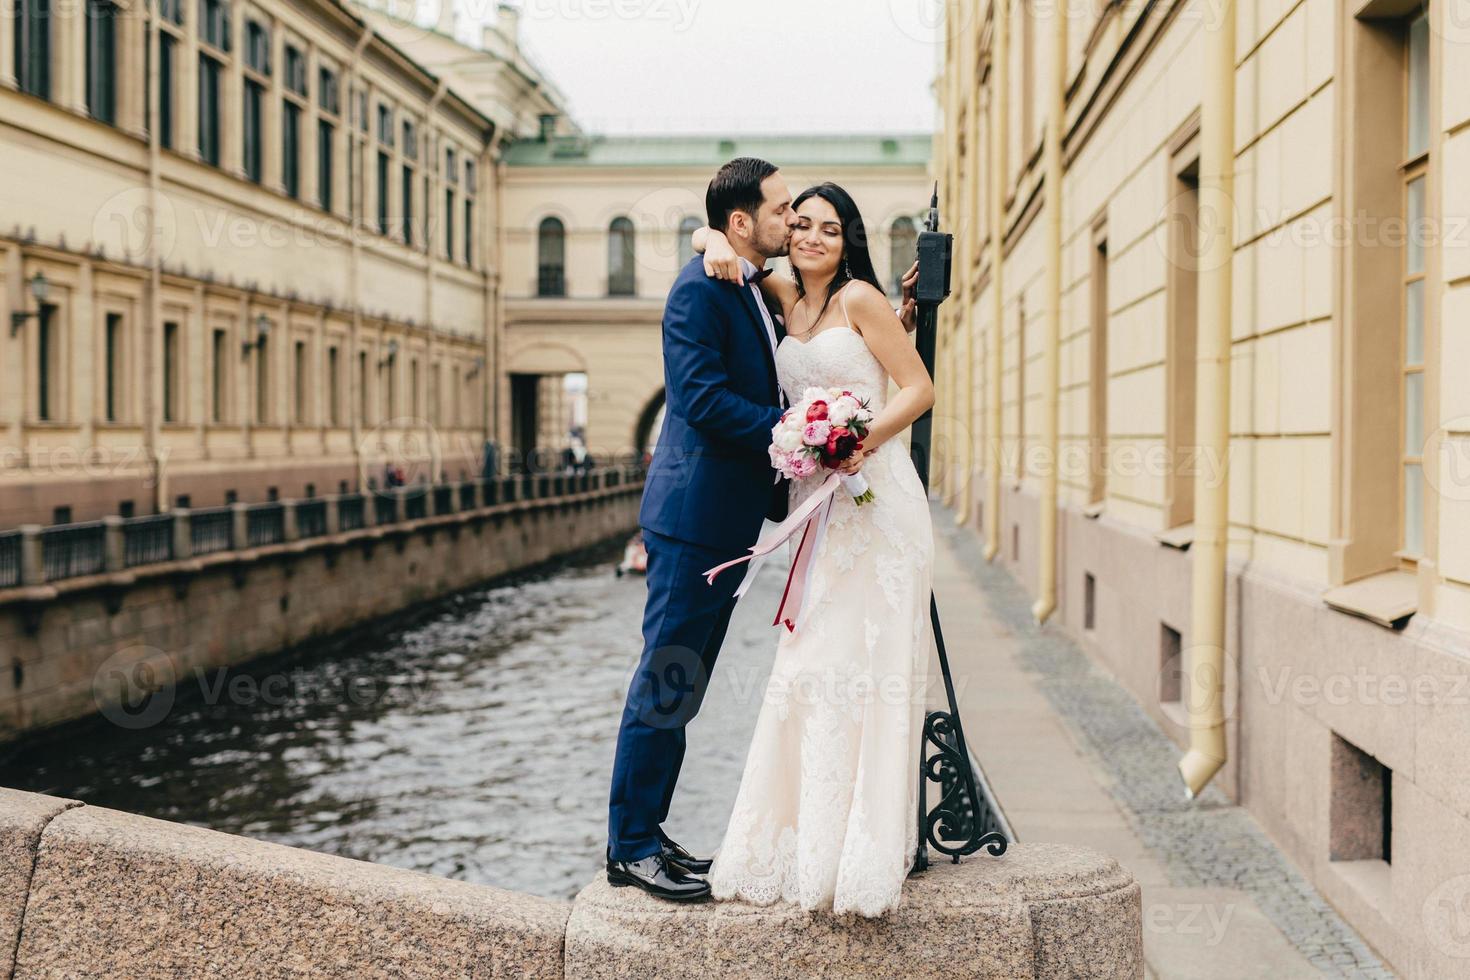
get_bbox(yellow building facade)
[936,0,1470,973]
[0,0,567,528]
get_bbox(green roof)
[503,133,931,168]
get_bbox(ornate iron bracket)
[910,596,1008,874]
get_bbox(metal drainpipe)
[146,7,165,512]
[956,3,981,528]
[940,17,963,508]
[984,0,1008,562]
[1179,0,1236,799]
[489,141,505,461]
[348,25,372,491]
[1032,0,1066,623]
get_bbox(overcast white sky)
[495,0,943,135]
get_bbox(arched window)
[537,217,565,297]
[608,216,636,296]
[677,215,702,267]
[889,216,917,297]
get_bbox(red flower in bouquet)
[825,427,860,461]
[805,400,829,423]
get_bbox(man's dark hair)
[705,157,778,232]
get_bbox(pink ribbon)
[703,473,841,633]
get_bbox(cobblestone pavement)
[934,508,1395,979]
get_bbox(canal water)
[0,541,789,901]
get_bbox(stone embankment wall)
[0,476,643,740]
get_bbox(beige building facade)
[935,0,1470,974]
[0,0,564,528]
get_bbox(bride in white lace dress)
[693,182,935,918]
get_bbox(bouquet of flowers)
[768,387,876,505]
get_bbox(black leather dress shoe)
[658,834,712,875]
[606,850,711,902]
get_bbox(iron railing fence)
[123,515,174,568]
[0,467,647,589]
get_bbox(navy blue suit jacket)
[639,257,787,552]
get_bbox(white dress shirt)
[737,256,787,409]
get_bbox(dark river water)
[0,542,787,901]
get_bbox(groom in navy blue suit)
[606,158,798,901]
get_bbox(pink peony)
[802,420,832,446]
[791,455,820,479]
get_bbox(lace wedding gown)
[706,310,934,918]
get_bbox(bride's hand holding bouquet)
[768,387,876,504]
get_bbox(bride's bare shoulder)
[842,281,895,332]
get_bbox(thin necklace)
[791,283,841,339]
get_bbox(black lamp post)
[10,271,50,337]
[908,185,1009,875]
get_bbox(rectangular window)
[317,119,334,211]
[283,102,300,198]
[16,0,52,99]
[377,104,393,146]
[163,321,179,423]
[1166,158,1199,528]
[1089,233,1109,505]
[402,120,416,160]
[37,304,58,421]
[159,0,183,24]
[211,328,227,422]
[445,187,455,260]
[327,345,340,426]
[318,67,339,114]
[104,312,123,422]
[293,340,307,423]
[85,0,118,124]
[284,45,306,96]
[198,55,221,165]
[401,163,413,243]
[158,33,176,149]
[198,0,230,49]
[245,20,269,74]
[377,152,389,234]
[464,199,473,266]
[255,335,270,424]
[1402,8,1429,559]
[384,353,396,418]
[410,359,420,418]
[358,350,369,423]
[243,81,264,183]
[348,134,358,219]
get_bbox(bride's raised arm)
[692,226,800,319]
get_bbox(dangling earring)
[841,257,851,280]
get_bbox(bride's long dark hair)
[791,182,884,328]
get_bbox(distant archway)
[634,388,666,458]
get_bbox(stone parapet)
[566,843,1142,979]
[0,786,1143,980]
